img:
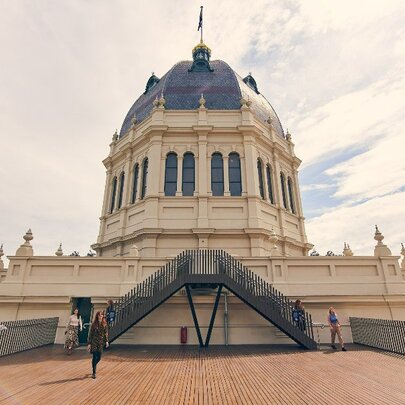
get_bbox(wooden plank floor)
[0,345,404,404]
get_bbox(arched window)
[257,159,265,199]
[117,172,125,209]
[131,163,139,204]
[164,153,177,196]
[211,153,224,196]
[266,164,274,204]
[288,177,296,214]
[182,153,195,196]
[109,176,117,214]
[280,172,288,209]
[141,158,148,199]
[228,153,242,196]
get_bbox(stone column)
[282,165,291,213]
[159,155,165,196]
[176,156,183,196]
[101,167,113,216]
[198,133,208,196]
[272,152,285,240]
[147,135,163,197]
[292,166,303,217]
[262,160,269,202]
[114,176,120,213]
[98,167,113,243]
[119,152,134,241]
[240,156,247,196]
[243,135,259,197]
[194,152,199,196]
[143,134,162,230]
[223,155,230,196]
[292,165,308,243]
[131,161,140,203]
[271,152,281,206]
[122,151,133,207]
[243,134,260,229]
[197,132,209,227]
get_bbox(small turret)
[0,244,4,271]
[15,229,34,257]
[55,243,63,257]
[400,243,405,270]
[190,41,213,72]
[342,242,354,256]
[373,225,392,257]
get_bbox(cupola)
[189,41,213,72]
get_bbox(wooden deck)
[0,345,404,404]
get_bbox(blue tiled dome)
[119,60,284,138]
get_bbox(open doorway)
[72,297,93,344]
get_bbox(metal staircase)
[108,250,317,349]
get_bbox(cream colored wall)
[93,107,312,258]
[1,253,404,345]
[3,255,403,297]
[0,293,398,346]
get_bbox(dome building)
[93,41,311,259]
[0,39,404,348]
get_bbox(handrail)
[108,250,317,349]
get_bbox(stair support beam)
[205,284,223,347]
[185,284,204,348]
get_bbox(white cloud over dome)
[0,0,403,263]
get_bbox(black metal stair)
[108,250,317,349]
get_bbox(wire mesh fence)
[0,317,59,357]
[350,317,405,355]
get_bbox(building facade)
[1,41,405,346]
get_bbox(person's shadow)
[39,375,90,385]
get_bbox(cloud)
[294,65,405,168]
[326,133,405,201]
[0,0,404,265]
[301,183,334,192]
[306,191,405,255]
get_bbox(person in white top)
[64,308,83,354]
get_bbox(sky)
[0,0,404,264]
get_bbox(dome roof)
[119,60,284,138]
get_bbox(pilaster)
[243,134,261,228]
[176,156,184,196]
[223,155,230,196]
[147,134,163,197]
[196,131,209,196]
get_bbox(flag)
[198,6,203,31]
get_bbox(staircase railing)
[215,251,315,347]
[108,250,316,349]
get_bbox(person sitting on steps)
[292,299,306,331]
[105,299,116,327]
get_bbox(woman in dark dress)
[87,311,109,379]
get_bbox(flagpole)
[200,6,203,43]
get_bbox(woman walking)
[64,308,83,355]
[328,307,347,351]
[87,311,109,379]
